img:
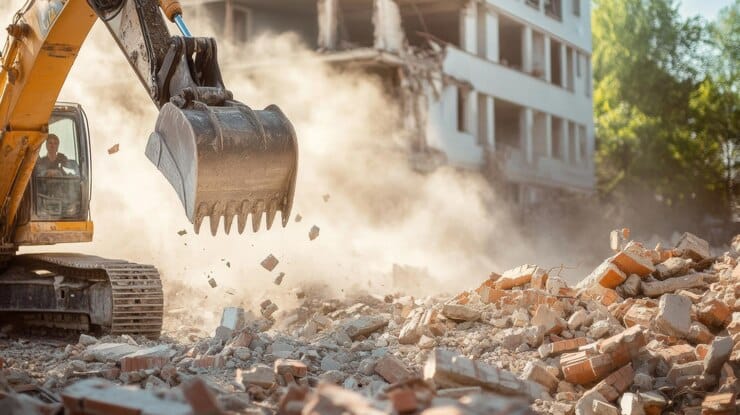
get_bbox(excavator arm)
[0,0,298,257]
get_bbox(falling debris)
[322,194,330,202]
[177,229,187,236]
[226,262,230,268]
[309,225,320,241]
[225,288,236,296]
[295,214,302,223]
[260,299,278,318]
[274,272,285,285]
[261,254,279,271]
[207,277,217,288]
[107,143,119,154]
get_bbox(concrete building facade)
[184,0,595,204]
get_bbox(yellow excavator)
[0,0,298,337]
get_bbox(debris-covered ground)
[0,231,738,415]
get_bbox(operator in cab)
[35,134,74,177]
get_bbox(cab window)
[32,116,85,220]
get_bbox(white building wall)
[427,0,595,193]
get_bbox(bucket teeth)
[265,200,278,230]
[237,201,250,234]
[281,197,291,228]
[223,203,238,235]
[194,203,209,235]
[252,200,265,232]
[209,202,224,236]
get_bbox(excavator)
[0,0,298,338]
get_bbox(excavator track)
[0,253,163,338]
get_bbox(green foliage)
[593,0,738,221]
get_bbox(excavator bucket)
[145,102,298,235]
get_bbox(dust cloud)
[1,2,602,327]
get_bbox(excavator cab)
[33,105,91,221]
[14,104,93,245]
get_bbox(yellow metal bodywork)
[14,221,93,245]
[0,0,97,246]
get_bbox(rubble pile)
[0,231,738,414]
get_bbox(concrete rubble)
[0,230,738,414]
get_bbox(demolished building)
[184,0,595,206]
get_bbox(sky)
[678,0,733,20]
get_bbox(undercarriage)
[0,253,163,338]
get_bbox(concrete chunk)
[343,315,389,339]
[441,304,481,322]
[675,232,710,261]
[374,355,413,384]
[641,273,706,297]
[423,348,545,401]
[522,360,559,393]
[654,294,691,338]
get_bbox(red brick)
[192,356,225,369]
[230,330,253,348]
[375,356,413,384]
[120,355,170,373]
[623,305,657,328]
[550,337,590,356]
[592,364,634,402]
[610,246,655,277]
[495,265,539,290]
[182,378,223,415]
[697,300,731,328]
[388,388,418,413]
[275,359,308,378]
[561,351,597,385]
[654,344,696,365]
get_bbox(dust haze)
[1,2,609,327]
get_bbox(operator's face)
[46,137,59,157]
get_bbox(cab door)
[14,103,93,245]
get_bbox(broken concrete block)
[522,360,559,393]
[703,336,733,377]
[309,225,320,241]
[675,232,711,261]
[592,400,619,415]
[78,334,98,346]
[578,261,626,290]
[620,274,642,297]
[654,344,697,365]
[495,264,540,289]
[242,364,276,389]
[641,273,706,297]
[120,345,175,372]
[62,378,192,415]
[343,315,389,340]
[654,294,692,338]
[697,299,731,328]
[574,389,607,415]
[220,307,246,331]
[666,361,703,385]
[655,257,692,279]
[261,254,279,271]
[567,309,590,331]
[423,348,545,401]
[619,392,646,415]
[83,343,140,363]
[374,355,413,384]
[532,304,566,335]
[441,304,481,322]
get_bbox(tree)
[592,0,732,229]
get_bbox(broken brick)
[697,299,731,328]
[578,261,626,290]
[701,392,736,415]
[592,364,634,402]
[538,337,589,359]
[655,294,692,338]
[261,254,279,271]
[374,355,413,384]
[675,232,711,261]
[387,388,418,413]
[495,264,540,290]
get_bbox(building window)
[576,52,582,77]
[457,87,470,133]
[525,0,540,10]
[545,0,562,20]
[573,0,581,16]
